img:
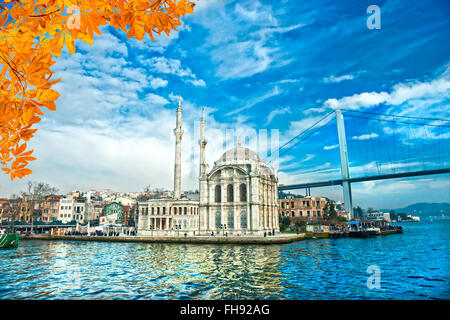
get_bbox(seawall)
[19,234,307,245]
[19,228,402,245]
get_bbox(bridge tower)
[335,109,354,219]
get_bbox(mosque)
[137,98,279,236]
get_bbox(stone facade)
[198,146,279,235]
[137,199,199,236]
[279,196,327,219]
[138,101,279,236]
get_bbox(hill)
[381,202,450,217]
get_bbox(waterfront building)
[41,195,62,222]
[59,196,74,223]
[366,211,391,222]
[121,205,135,226]
[116,196,136,207]
[138,99,279,236]
[100,202,124,225]
[0,198,15,224]
[73,197,87,223]
[337,210,351,220]
[279,196,327,219]
[91,204,104,221]
[138,98,200,236]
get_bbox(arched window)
[227,184,233,202]
[184,207,187,215]
[157,207,160,215]
[174,207,177,215]
[215,185,221,203]
[240,183,247,202]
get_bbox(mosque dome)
[218,146,261,164]
[214,146,276,176]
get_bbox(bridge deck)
[278,168,450,191]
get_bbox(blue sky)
[1,0,449,209]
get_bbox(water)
[1,220,448,299]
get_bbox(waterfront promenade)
[19,228,402,245]
[20,233,305,245]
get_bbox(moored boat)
[0,232,19,249]
[365,227,381,236]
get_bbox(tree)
[323,201,337,221]
[137,184,152,201]
[22,181,58,232]
[280,216,291,232]
[294,219,306,232]
[0,0,196,180]
[1,196,21,231]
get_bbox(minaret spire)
[199,108,207,178]
[173,96,184,199]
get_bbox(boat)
[348,229,371,238]
[0,231,19,249]
[365,227,381,236]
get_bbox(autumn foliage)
[0,0,195,180]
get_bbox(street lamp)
[174,223,181,237]
[150,224,154,237]
[220,223,227,236]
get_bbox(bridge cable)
[393,114,396,173]
[343,114,450,128]
[368,119,381,175]
[263,111,334,164]
[266,116,335,166]
[343,109,450,122]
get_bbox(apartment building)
[41,195,62,222]
[279,196,327,219]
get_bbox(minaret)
[198,108,209,233]
[199,108,207,177]
[173,96,183,199]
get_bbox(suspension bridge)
[268,108,450,219]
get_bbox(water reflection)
[0,220,448,299]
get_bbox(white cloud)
[213,40,275,79]
[191,0,305,80]
[323,144,339,150]
[188,79,206,87]
[352,133,379,140]
[150,77,168,89]
[227,85,282,116]
[145,56,206,87]
[278,78,302,84]
[321,70,450,111]
[323,74,356,83]
[145,93,170,105]
[147,57,195,78]
[324,91,390,110]
[264,106,291,125]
